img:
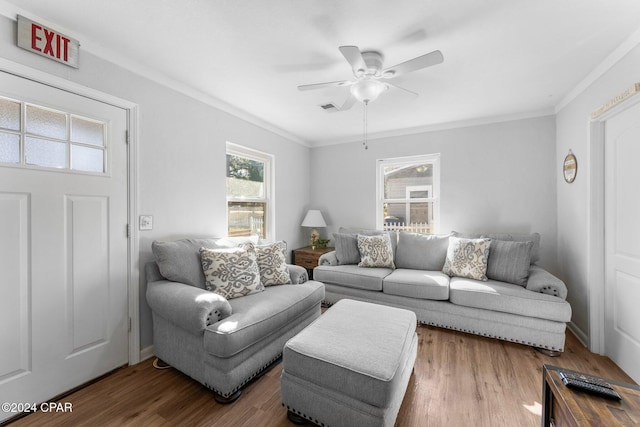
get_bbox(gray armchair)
[145,238,324,403]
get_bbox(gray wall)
[310,116,559,272]
[556,43,640,343]
[0,15,312,351]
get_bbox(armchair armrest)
[287,264,308,284]
[526,265,568,299]
[318,250,338,266]
[146,280,233,334]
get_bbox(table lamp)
[301,210,327,249]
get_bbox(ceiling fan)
[297,45,444,110]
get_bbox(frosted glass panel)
[71,145,104,172]
[71,117,104,147]
[0,98,20,131]
[0,132,19,163]
[25,105,66,139]
[25,137,66,168]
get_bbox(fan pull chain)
[363,101,369,150]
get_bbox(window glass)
[378,154,440,234]
[0,97,20,131]
[26,104,67,139]
[0,132,20,163]
[226,144,272,239]
[71,116,104,147]
[25,137,66,168]
[71,145,104,172]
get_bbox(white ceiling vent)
[319,103,339,113]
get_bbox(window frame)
[225,142,275,240]
[376,153,441,233]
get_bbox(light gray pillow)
[152,238,226,288]
[332,233,361,265]
[452,231,541,264]
[395,232,450,270]
[486,239,533,286]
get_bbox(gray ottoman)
[281,299,418,427]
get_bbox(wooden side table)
[542,364,640,426]
[292,246,333,279]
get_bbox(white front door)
[0,71,129,422]
[604,100,640,384]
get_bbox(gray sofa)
[315,230,572,353]
[145,237,325,402]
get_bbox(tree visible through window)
[226,143,272,239]
[377,154,440,234]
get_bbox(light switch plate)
[139,215,153,230]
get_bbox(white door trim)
[0,57,141,364]
[588,92,640,354]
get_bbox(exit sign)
[17,15,79,68]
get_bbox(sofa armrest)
[318,250,338,266]
[146,280,233,334]
[287,264,308,284]
[526,265,568,299]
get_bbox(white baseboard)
[139,345,155,362]
[567,321,589,349]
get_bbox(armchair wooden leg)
[535,347,561,357]
[152,358,171,369]
[287,410,308,425]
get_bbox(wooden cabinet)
[542,364,640,426]
[292,246,333,279]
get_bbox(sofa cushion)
[357,234,395,269]
[442,237,491,281]
[395,232,449,270]
[200,246,264,299]
[152,238,227,288]
[449,277,572,322]
[486,239,533,286]
[244,241,291,286]
[383,269,450,300]
[204,280,325,358]
[313,265,392,291]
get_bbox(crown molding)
[310,108,555,148]
[555,24,640,113]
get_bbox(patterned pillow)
[200,246,264,299]
[357,234,395,269]
[243,241,291,286]
[442,237,491,281]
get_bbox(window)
[377,154,440,234]
[226,142,273,239]
[0,96,107,173]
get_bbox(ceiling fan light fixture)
[350,78,387,103]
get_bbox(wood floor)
[7,326,635,427]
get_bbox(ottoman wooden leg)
[287,410,308,425]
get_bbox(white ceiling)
[3,0,640,146]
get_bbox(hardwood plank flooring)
[6,326,635,427]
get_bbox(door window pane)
[71,116,104,147]
[71,145,104,172]
[25,105,67,139]
[0,132,20,163]
[25,137,66,168]
[0,97,20,131]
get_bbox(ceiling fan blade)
[339,45,366,74]
[338,94,357,111]
[386,82,419,97]
[297,80,352,91]
[383,50,444,78]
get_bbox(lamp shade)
[301,210,327,228]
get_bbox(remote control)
[559,371,622,400]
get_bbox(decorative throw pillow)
[152,238,227,288]
[442,237,491,281]
[200,246,264,299]
[395,231,450,270]
[486,239,533,286]
[357,234,395,269]
[243,241,291,286]
[333,233,361,265]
